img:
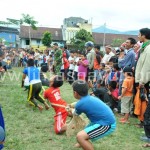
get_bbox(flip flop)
[142,143,150,148]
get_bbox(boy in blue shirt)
[72,80,116,150]
[22,59,49,111]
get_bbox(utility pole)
[102,23,106,51]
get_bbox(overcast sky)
[0,0,150,31]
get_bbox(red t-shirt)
[44,87,67,113]
[111,88,119,100]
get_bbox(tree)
[111,38,124,47]
[70,29,94,50]
[7,14,38,46]
[42,31,52,47]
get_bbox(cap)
[85,41,94,47]
[123,66,133,73]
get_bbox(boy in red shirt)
[44,75,70,134]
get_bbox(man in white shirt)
[101,45,115,64]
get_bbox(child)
[68,50,75,84]
[108,81,120,112]
[89,79,108,102]
[108,64,120,85]
[78,52,88,81]
[22,59,50,111]
[44,75,71,134]
[61,52,69,80]
[73,50,80,81]
[118,67,134,123]
[0,62,5,80]
[40,64,50,87]
[72,80,116,150]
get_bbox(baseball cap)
[85,41,94,47]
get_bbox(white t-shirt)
[68,56,75,70]
[34,52,40,60]
[45,55,49,63]
[74,57,79,72]
[101,51,115,64]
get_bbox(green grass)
[0,68,146,150]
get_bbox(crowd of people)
[0,27,150,149]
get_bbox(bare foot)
[74,143,81,148]
[45,104,50,110]
[142,143,150,148]
[38,105,43,112]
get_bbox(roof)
[0,26,19,34]
[92,32,139,46]
[20,26,63,41]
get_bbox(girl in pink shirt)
[77,53,89,81]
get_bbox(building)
[0,26,19,47]
[19,26,64,49]
[62,17,92,44]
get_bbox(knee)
[76,132,83,142]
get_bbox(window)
[37,40,40,44]
[25,39,30,45]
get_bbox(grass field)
[0,68,147,150]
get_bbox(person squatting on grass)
[72,80,116,150]
[44,75,72,134]
[22,59,50,111]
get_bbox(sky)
[0,0,150,31]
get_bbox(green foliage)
[42,31,52,47]
[7,14,38,30]
[71,29,94,50]
[111,38,124,47]
[21,14,38,30]
[0,21,12,25]
[6,18,20,26]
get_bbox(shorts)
[121,96,133,113]
[84,122,116,142]
[54,111,68,134]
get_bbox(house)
[0,26,19,47]
[19,26,64,49]
[62,17,92,44]
[92,32,139,47]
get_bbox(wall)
[0,32,16,46]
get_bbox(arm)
[82,60,88,67]
[21,74,26,88]
[118,87,127,100]
[89,51,95,69]
[119,52,135,68]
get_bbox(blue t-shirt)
[23,67,40,82]
[75,95,116,125]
